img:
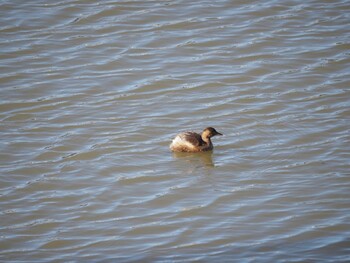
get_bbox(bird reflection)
[172,151,215,167]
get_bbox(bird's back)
[170,131,204,152]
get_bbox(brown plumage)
[170,127,222,152]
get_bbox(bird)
[170,127,222,152]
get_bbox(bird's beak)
[216,131,223,136]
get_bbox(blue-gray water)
[1,0,350,262]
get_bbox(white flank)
[170,135,195,151]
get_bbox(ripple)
[1,0,350,262]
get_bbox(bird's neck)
[200,136,213,151]
[201,136,212,145]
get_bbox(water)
[1,0,350,261]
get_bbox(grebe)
[170,127,222,152]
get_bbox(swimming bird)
[170,127,222,152]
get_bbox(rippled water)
[1,0,350,262]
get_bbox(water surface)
[1,0,350,262]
